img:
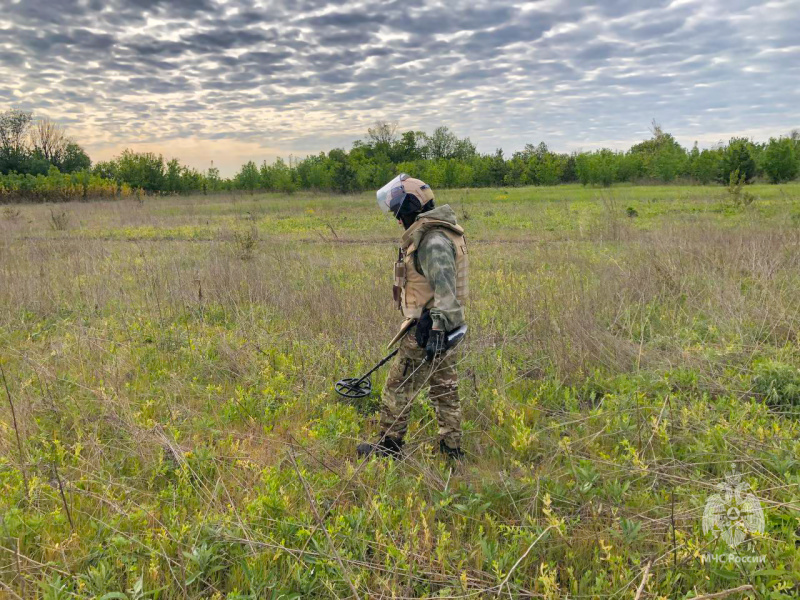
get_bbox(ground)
[1,183,799,599]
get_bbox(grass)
[1,183,799,599]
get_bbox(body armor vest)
[393,217,468,320]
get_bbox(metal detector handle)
[387,318,417,349]
[424,325,468,363]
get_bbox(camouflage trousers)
[379,326,462,449]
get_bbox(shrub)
[49,207,70,230]
[233,225,259,260]
[726,169,755,207]
[762,137,799,183]
[0,168,127,202]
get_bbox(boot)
[357,434,404,459]
[439,439,465,461]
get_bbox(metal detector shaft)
[347,348,399,391]
[335,325,468,398]
[347,325,467,387]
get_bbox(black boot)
[439,439,465,461]
[357,435,404,459]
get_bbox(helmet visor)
[376,173,408,214]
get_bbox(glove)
[415,309,433,348]
[425,329,446,362]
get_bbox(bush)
[752,360,800,407]
[761,137,799,183]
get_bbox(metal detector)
[334,325,467,399]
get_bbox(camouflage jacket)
[411,205,466,332]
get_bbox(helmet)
[377,173,434,216]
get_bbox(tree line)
[0,108,131,201]
[2,110,799,202]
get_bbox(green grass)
[1,183,799,599]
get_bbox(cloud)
[0,0,797,175]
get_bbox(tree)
[0,109,33,174]
[533,152,568,186]
[206,164,222,191]
[296,153,332,190]
[1,110,93,176]
[392,131,425,162]
[30,117,68,164]
[367,120,398,148]
[488,149,508,186]
[720,138,756,183]
[115,149,165,192]
[235,161,260,193]
[562,155,578,183]
[356,152,394,190]
[93,160,118,180]
[761,137,799,183]
[165,158,182,193]
[179,166,204,193]
[0,109,32,156]
[271,158,296,194]
[687,143,721,184]
[427,126,458,160]
[504,152,526,186]
[575,149,620,186]
[59,142,91,173]
[328,148,357,193]
[628,121,687,182]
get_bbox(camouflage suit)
[379,204,466,450]
[380,324,462,449]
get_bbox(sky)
[1,0,798,176]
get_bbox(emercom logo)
[702,467,766,563]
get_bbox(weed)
[752,360,800,407]
[38,575,72,600]
[587,190,630,241]
[184,543,226,588]
[79,562,116,596]
[619,518,644,544]
[49,207,70,230]
[232,225,259,259]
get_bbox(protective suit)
[358,175,468,460]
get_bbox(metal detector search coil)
[334,325,467,399]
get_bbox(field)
[1,183,799,599]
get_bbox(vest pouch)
[393,259,406,309]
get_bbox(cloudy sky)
[1,0,798,175]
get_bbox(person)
[357,174,468,461]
